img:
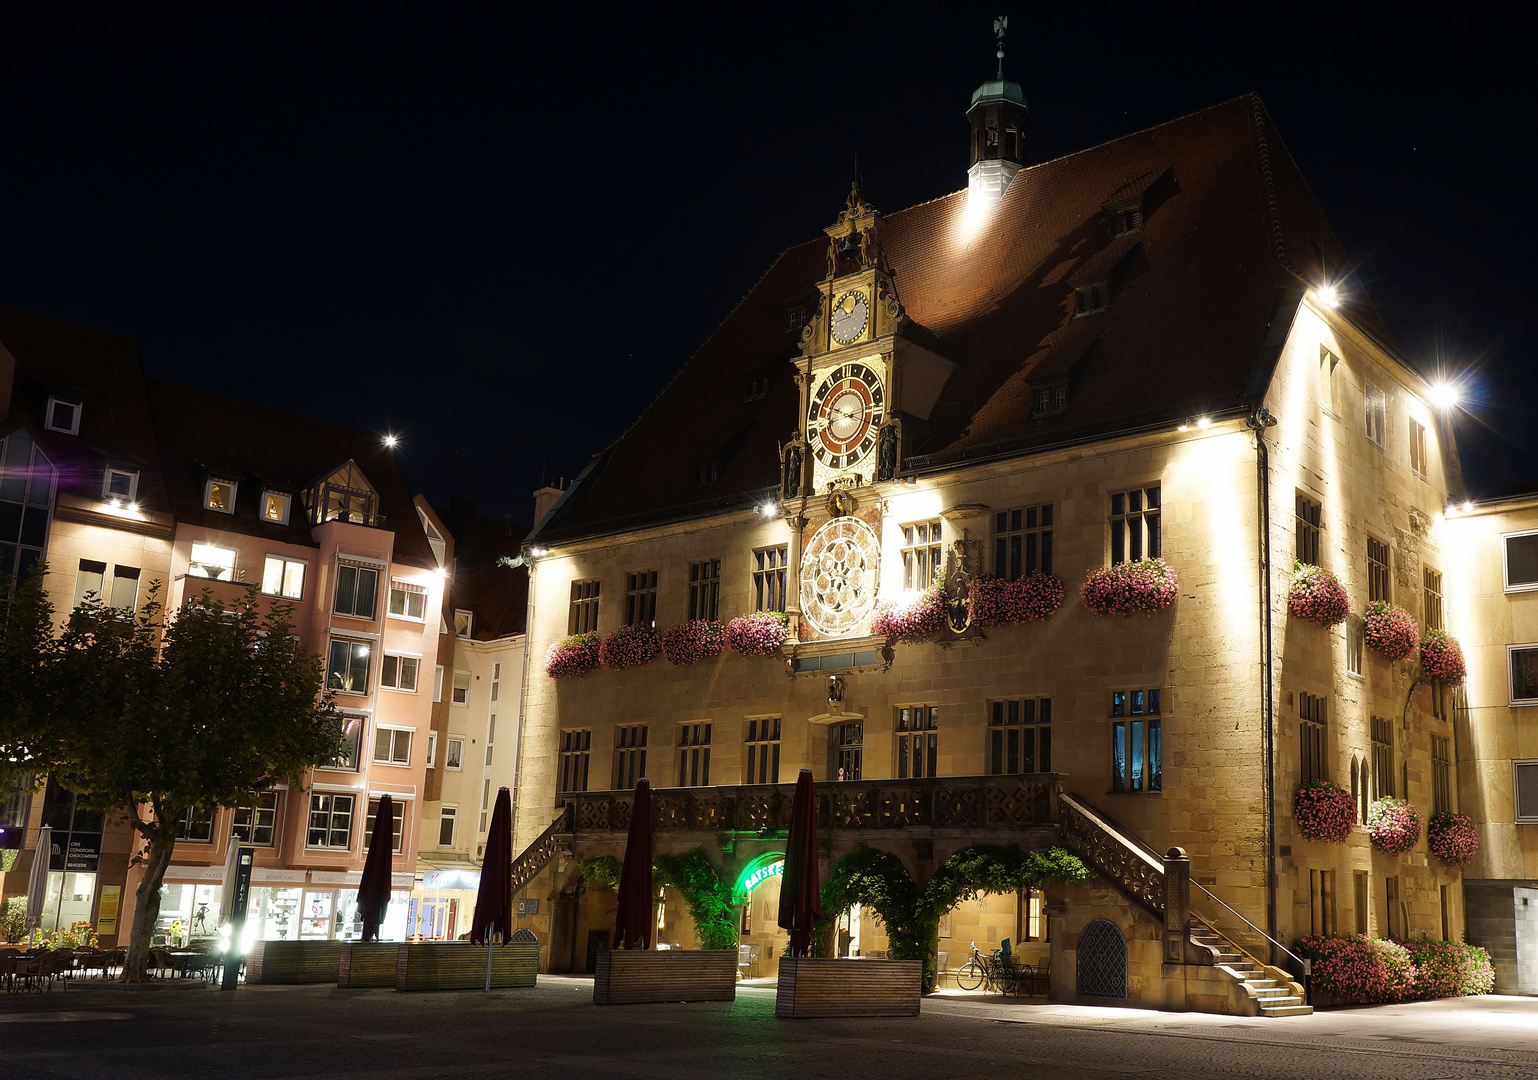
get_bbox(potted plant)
[871,584,947,642]
[1365,797,1421,855]
[1420,630,1467,683]
[545,631,601,678]
[1363,602,1419,661]
[598,623,661,670]
[724,611,789,657]
[1293,780,1356,844]
[1286,564,1350,627]
[660,619,725,666]
[968,571,1065,626]
[1081,558,1179,617]
[1427,811,1479,867]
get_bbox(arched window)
[1076,918,1127,999]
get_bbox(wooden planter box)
[394,941,540,991]
[337,942,401,988]
[244,940,344,984]
[775,958,922,1018]
[592,949,738,1005]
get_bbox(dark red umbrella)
[777,768,821,956]
[471,787,514,945]
[356,795,394,942]
[612,778,653,949]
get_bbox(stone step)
[1260,1003,1314,1017]
[1251,987,1292,998]
[1245,979,1281,990]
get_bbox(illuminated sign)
[741,859,783,893]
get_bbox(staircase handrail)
[1190,879,1304,970]
[509,804,574,895]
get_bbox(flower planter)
[1427,811,1480,866]
[724,612,789,657]
[969,572,1064,626]
[393,940,540,991]
[660,620,725,666]
[1420,630,1467,683]
[244,940,344,984]
[774,957,922,1018]
[545,632,600,679]
[1293,781,1356,844]
[1286,564,1350,627]
[337,942,401,988]
[1363,602,1418,661]
[592,948,738,1004]
[599,624,661,669]
[1080,559,1178,617]
[871,586,946,642]
[1365,797,1421,855]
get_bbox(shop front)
[407,868,481,941]
[158,865,413,949]
[734,854,788,979]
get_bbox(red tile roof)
[542,95,1385,542]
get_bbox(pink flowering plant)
[1427,810,1480,867]
[598,623,661,670]
[1286,563,1351,627]
[1365,796,1421,855]
[545,631,600,679]
[1420,629,1467,683]
[1404,939,1495,998]
[1293,780,1356,844]
[660,619,725,667]
[1081,558,1179,617]
[871,584,947,642]
[969,571,1065,626]
[1296,934,1417,1003]
[724,611,789,658]
[1364,601,1419,661]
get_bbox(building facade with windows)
[504,86,1466,1012]
[0,309,445,947]
[1440,498,1538,994]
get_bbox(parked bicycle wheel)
[955,960,984,991]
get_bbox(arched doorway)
[1075,918,1128,999]
[734,853,787,979]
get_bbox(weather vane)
[993,15,1008,79]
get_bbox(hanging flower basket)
[969,571,1065,626]
[1366,797,1421,855]
[545,632,600,679]
[871,585,947,642]
[1420,629,1467,683]
[660,619,725,667]
[723,611,789,657]
[1427,811,1480,867]
[598,623,661,670]
[1293,780,1357,844]
[1080,558,1179,617]
[1286,563,1351,627]
[1364,601,1420,661]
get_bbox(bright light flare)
[1316,284,1341,309]
[1429,381,1461,410]
[1195,416,1213,429]
[383,433,399,448]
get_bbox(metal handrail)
[1189,879,1304,969]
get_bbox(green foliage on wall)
[578,856,621,892]
[654,848,739,951]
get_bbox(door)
[832,722,863,781]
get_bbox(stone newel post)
[1163,846,1191,964]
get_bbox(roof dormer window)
[1032,383,1069,418]
[307,461,378,526]
[45,396,81,435]
[204,476,238,514]
[103,467,139,503]
[1109,204,1143,237]
[260,490,292,525]
[1074,282,1110,317]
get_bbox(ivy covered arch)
[732,851,785,903]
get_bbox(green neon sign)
[740,859,784,894]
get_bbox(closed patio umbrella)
[356,795,394,943]
[217,831,242,928]
[471,788,514,990]
[777,769,820,957]
[24,824,51,946]
[612,779,653,950]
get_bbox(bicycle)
[954,940,987,991]
[954,940,1026,995]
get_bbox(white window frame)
[306,790,357,851]
[365,796,409,854]
[1364,382,1387,448]
[371,724,413,766]
[1409,417,1428,479]
[438,804,458,848]
[379,653,421,693]
[444,735,465,771]
[45,396,82,435]
[388,579,428,621]
[102,466,139,503]
[204,476,239,514]
[1502,529,1538,593]
[188,542,237,582]
[433,665,445,703]
[260,490,292,525]
[261,554,307,600]
[1509,644,1538,706]
[1516,761,1538,823]
[425,731,438,769]
[451,670,471,707]
[454,609,474,638]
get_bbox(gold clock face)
[807,362,885,470]
[800,516,881,637]
[829,290,870,345]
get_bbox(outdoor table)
[167,951,204,978]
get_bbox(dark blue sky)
[2,4,1532,521]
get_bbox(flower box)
[775,957,922,1018]
[337,942,401,988]
[1427,810,1479,866]
[1420,630,1467,683]
[871,585,946,642]
[1293,781,1355,844]
[394,941,539,991]
[724,611,789,657]
[599,624,661,670]
[592,948,737,1005]
[1365,797,1421,855]
[660,620,725,666]
[1286,564,1350,627]
[545,632,600,679]
[969,572,1065,626]
[1080,558,1178,617]
[1363,602,1418,661]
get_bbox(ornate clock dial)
[829,290,869,345]
[800,516,881,637]
[806,362,885,470]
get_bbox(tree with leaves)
[0,568,341,981]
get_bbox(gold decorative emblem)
[799,517,881,637]
[825,488,858,517]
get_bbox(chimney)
[532,476,569,529]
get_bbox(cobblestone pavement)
[3,976,1536,1080]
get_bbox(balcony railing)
[562,774,1060,835]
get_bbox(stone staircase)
[1190,920,1312,1016]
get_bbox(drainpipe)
[1247,409,1279,962]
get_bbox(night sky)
[2,5,1533,523]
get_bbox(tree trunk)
[120,831,177,982]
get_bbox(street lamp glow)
[1316,284,1340,309]
[1429,381,1461,410]
[1195,416,1213,429]
[383,433,399,448]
